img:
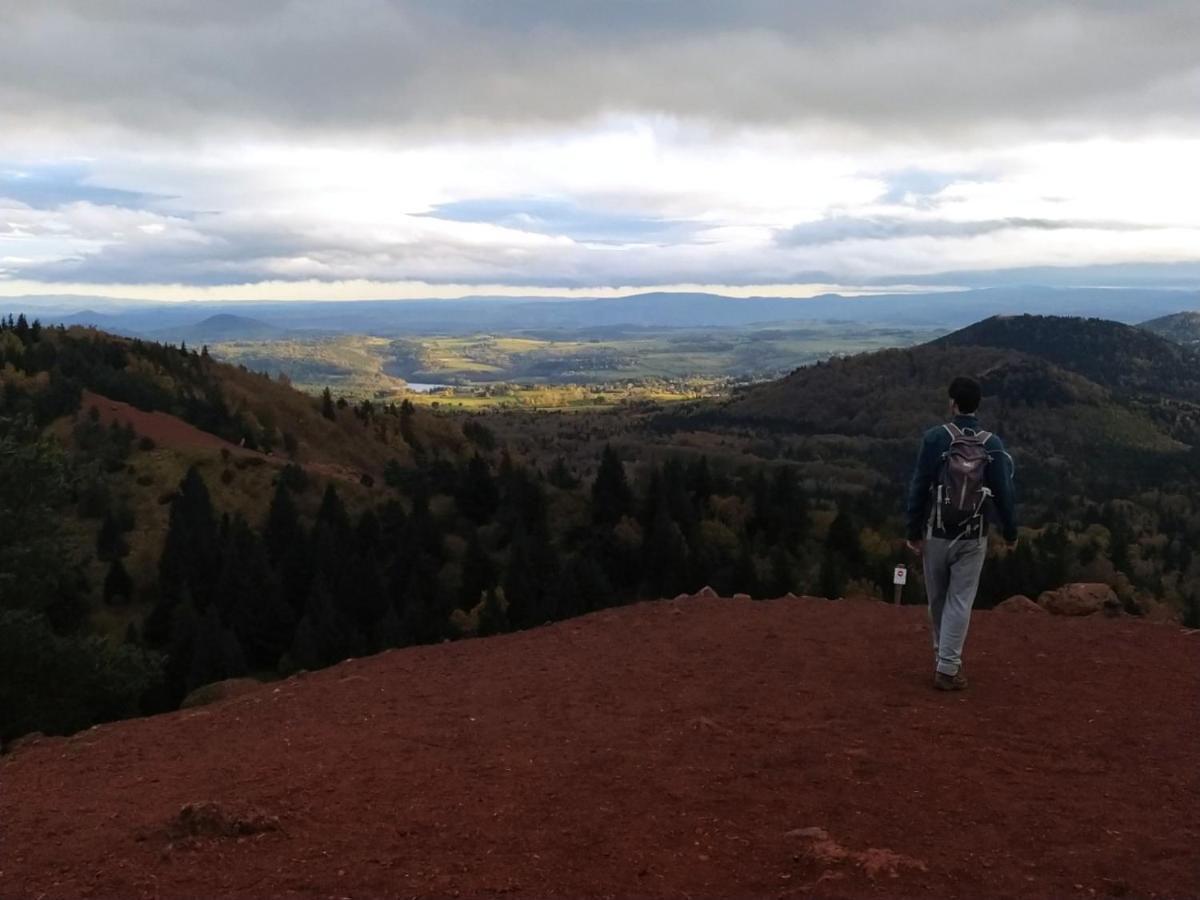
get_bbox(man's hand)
[906,539,924,557]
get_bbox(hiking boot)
[933,670,968,691]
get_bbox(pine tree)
[458,530,495,611]
[159,597,199,704]
[321,386,336,421]
[157,466,220,612]
[554,553,612,618]
[640,465,665,528]
[643,507,691,597]
[547,456,579,489]
[457,453,499,524]
[1110,525,1131,574]
[288,614,321,672]
[316,483,351,538]
[398,556,446,645]
[591,445,633,526]
[825,507,865,570]
[733,542,761,596]
[373,602,406,650]
[355,509,382,557]
[772,466,810,543]
[289,577,364,670]
[399,399,422,455]
[476,587,509,637]
[1183,591,1200,629]
[766,545,799,597]
[687,456,713,505]
[187,605,247,691]
[263,476,304,566]
[220,515,295,670]
[347,551,388,636]
[817,546,844,600]
[501,464,549,537]
[502,526,560,628]
[95,511,128,562]
[102,558,134,605]
[662,459,696,528]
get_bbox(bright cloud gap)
[2,3,1199,298]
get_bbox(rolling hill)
[149,313,289,344]
[935,314,1200,402]
[1140,310,1200,347]
[719,313,1200,446]
[8,286,1200,336]
[675,314,1200,567]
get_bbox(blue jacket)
[905,414,1017,542]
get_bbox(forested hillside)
[2,313,1197,746]
[1141,310,1200,347]
[680,315,1200,627]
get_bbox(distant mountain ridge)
[6,286,1199,336]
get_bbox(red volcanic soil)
[80,390,245,453]
[78,391,364,484]
[3,598,1198,899]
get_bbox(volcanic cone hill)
[708,314,1200,507]
[3,595,1197,899]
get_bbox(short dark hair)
[949,376,981,414]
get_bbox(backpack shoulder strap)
[975,430,993,445]
[944,423,962,440]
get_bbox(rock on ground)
[994,595,1046,613]
[181,678,265,710]
[1038,583,1122,616]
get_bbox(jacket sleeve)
[905,429,939,540]
[986,436,1018,542]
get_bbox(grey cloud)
[1,1,1198,140]
[4,204,792,287]
[776,216,1152,246]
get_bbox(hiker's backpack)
[932,423,993,533]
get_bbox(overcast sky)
[2,0,1199,301]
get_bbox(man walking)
[905,376,1017,691]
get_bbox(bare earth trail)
[78,391,365,484]
[3,598,1198,899]
[81,390,245,453]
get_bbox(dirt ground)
[81,390,245,453]
[3,597,1197,899]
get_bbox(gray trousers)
[922,536,987,675]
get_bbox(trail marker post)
[892,564,907,605]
